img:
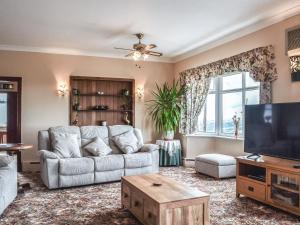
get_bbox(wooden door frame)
[0,76,22,143]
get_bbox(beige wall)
[1,14,299,170]
[0,51,174,170]
[174,14,300,161]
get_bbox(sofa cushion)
[59,158,94,175]
[84,137,112,156]
[140,144,159,152]
[80,126,109,146]
[123,152,152,169]
[134,128,144,146]
[0,157,17,215]
[92,155,124,172]
[113,130,141,154]
[108,125,133,154]
[51,132,81,158]
[0,155,14,167]
[49,126,81,147]
[59,173,94,188]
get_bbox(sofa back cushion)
[113,130,141,154]
[84,137,112,156]
[50,132,81,158]
[108,125,133,154]
[38,130,51,151]
[80,126,109,146]
[108,125,144,154]
[49,126,81,148]
[0,155,15,168]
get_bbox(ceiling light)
[133,51,141,61]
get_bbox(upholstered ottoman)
[195,154,236,178]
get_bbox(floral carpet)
[0,167,299,225]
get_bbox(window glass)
[245,72,260,88]
[246,89,260,105]
[206,94,216,132]
[209,78,216,91]
[222,73,242,90]
[0,93,7,127]
[198,109,205,132]
[222,91,243,134]
[197,72,260,136]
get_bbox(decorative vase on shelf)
[232,113,241,139]
[163,130,174,140]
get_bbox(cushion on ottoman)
[195,153,236,178]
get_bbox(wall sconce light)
[136,87,144,100]
[288,48,300,82]
[57,81,69,96]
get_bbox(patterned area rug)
[0,167,299,225]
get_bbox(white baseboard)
[22,161,40,172]
[183,158,195,167]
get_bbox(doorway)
[0,77,22,144]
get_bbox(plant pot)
[163,130,174,140]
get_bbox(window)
[197,72,260,136]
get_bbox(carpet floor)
[0,167,299,225]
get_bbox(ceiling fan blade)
[148,51,163,57]
[125,52,134,57]
[145,44,157,50]
[114,47,134,51]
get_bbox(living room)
[0,0,300,224]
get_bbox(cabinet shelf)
[75,109,133,112]
[272,184,299,194]
[73,93,132,97]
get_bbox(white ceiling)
[0,0,299,62]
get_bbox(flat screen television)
[245,102,300,160]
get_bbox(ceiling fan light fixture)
[115,33,162,61]
[133,51,141,61]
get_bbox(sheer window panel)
[222,91,243,134]
[206,93,216,132]
[198,108,205,132]
[245,72,260,88]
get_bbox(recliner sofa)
[0,156,17,215]
[38,125,159,189]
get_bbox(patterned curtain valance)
[180,45,278,84]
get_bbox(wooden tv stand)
[236,155,300,216]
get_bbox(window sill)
[185,133,244,141]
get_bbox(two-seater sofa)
[38,125,159,189]
[0,156,17,215]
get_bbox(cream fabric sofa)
[38,125,159,189]
[0,156,17,215]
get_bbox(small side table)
[156,140,182,166]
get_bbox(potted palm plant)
[148,81,185,140]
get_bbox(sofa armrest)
[39,150,60,160]
[39,155,59,189]
[140,144,159,152]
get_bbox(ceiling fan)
[114,33,163,61]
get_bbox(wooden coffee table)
[121,173,210,225]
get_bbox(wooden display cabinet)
[236,155,300,216]
[69,76,135,126]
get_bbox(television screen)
[244,102,300,160]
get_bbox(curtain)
[179,76,211,134]
[179,45,278,134]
